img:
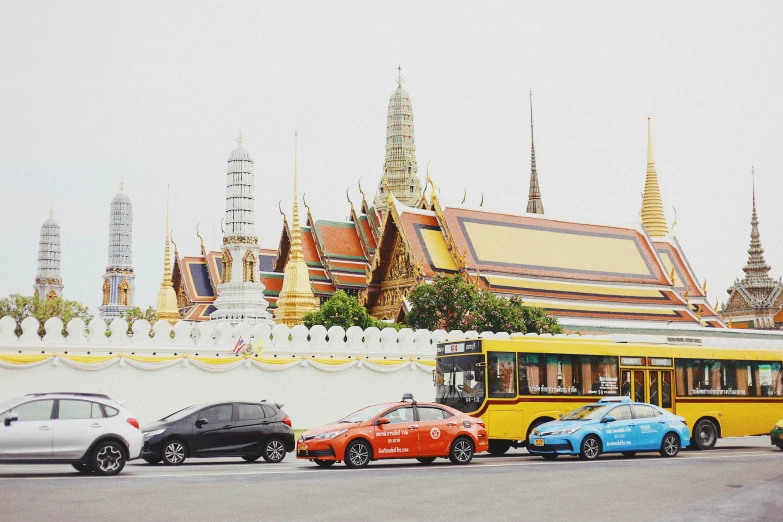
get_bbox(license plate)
[298,443,307,452]
[534,439,544,447]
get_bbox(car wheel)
[162,440,187,465]
[262,438,287,463]
[621,452,637,458]
[660,433,680,457]
[344,440,372,469]
[91,441,126,476]
[143,457,161,465]
[579,435,601,461]
[416,457,437,464]
[72,463,92,473]
[692,419,718,450]
[449,437,475,465]
[314,459,336,468]
[242,455,261,462]
[487,440,511,456]
[541,454,558,460]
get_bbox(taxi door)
[415,406,458,456]
[600,405,639,452]
[631,404,665,450]
[372,406,419,459]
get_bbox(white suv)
[0,393,143,476]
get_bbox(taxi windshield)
[561,404,612,421]
[338,404,390,423]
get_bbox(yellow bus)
[435,336,783,454]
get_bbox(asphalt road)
[1,437,781,522]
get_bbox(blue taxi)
[528,397,690,460]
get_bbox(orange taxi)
[296,393,488,468]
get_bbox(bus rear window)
[518,354,619,396]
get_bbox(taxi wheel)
[262,438,287,463]
[660,433,680,457]
[416,457,437,464]
[314,459,336,467]
[579,435,601,461]
[621,452,636,458]
[345,440,372,468]
[692,419,717,450]
[449,437,475,465]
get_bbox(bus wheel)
[488,440,511,456]
[692,419,718,450]
[579,435,601,460]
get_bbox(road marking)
[0,450,779,481]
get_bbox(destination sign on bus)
[436,340,481,356]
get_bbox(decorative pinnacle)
[236,130,244,147]
[49,206,54,219]
[742,165,772,285]
[641,117,668,237]
[526,89,544,214]
[119,178,125,192]
[396,65,403,88]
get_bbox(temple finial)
[641,117,668,237]
[236,130,244,147]
[526,89,544,214]
[461,188,467,205]
[119,178,125,192]
[396,64,403,87]
[49,206,54,219]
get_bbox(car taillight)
[126,417,140,429]
[282,413,292,427]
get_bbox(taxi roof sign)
[598,396,633,404]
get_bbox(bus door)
[620,357,674,411]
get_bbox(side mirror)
[601,416,616,424]
[4,413,19,427]
[195,418,209,428]
[375,417,390,426]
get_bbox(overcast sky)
[1,1,782,315]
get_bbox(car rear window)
[631,405,659,419]
[238,404,266,421]
[58,400,104,420]
[417,406,453,421]
[261,405,278,418]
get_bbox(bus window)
[675,359,783,397]
[661,371,672,408]
[488,352,516,398]
[579,355,619,396]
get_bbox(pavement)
[0,436,781,522]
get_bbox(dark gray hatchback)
[141,401,294,465]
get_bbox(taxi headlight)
[315,429,348,440]
[143,429,166,439]
[541,427,581,436]
[532,429,540,436]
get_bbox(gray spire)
[99,184,135,318]
[34,209,64,300]
[526,89,544,214]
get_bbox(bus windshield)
[436,354,486,413]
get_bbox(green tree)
[303,290,376,330]
[0,294,93,337]
[121,306,158,333]
[405,274,562,334]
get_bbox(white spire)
[99,183,135,318]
